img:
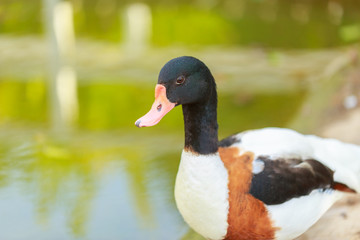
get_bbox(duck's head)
[135,56,216,128]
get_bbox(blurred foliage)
[340,24,360,42]
[0,0,43,34]
[152,6,233,46]
[1,0,360,48]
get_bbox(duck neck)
[182,86,218,155]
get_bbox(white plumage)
[175,150,229,240]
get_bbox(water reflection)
[0,79,305,239]
[0,130,185,239]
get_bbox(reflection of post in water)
[43,0,79,131]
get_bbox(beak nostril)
[157,104,162,112]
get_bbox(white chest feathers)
[174,150,230,240]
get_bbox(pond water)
[0,80,305,240]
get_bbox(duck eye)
[176,76,186,85]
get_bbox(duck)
[135,56,360,240]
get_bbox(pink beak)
[135,84,175,128]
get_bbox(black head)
[136,56,219,154]
[135,56,217,128]
[158,56,216,106]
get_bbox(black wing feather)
[249,156,335,205]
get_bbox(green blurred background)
[0,0,359,239]
[2,0,360,47]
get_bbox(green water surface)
[0,79,305,239]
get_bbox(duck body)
[135,56,360,240]
[176,128,360,240]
